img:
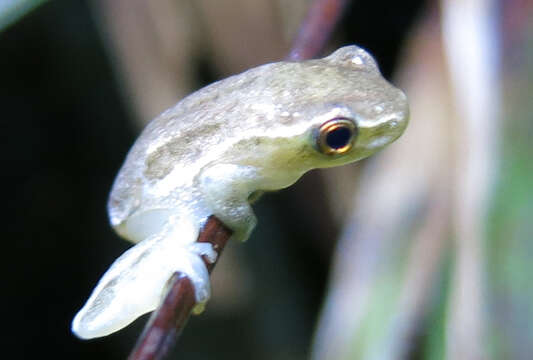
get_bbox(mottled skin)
[72,45,409,340]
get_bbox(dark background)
[2,1,423,358]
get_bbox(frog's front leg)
[197,163,259,242]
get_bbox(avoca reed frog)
[72,45,409,339]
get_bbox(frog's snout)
[395,90,410,135]
[367,89,409,150]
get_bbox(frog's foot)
[71,221,215,339]
[197,163,259,242]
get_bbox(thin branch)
[287,0,349,61]
[128,0,350,358]
[128,216,232,360]
[128,274,196,360]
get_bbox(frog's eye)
[317,118,357,155]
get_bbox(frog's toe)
[232,213,257,242]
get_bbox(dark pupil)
[326,127,352,149]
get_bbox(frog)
[71,45,409,339]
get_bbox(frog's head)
[285,45,409,169]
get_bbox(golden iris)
[317,118,357,155]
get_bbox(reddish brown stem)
[128,0,349,358]
[128,216,232,360]
[287,0,349,61]
[127,274,196,360]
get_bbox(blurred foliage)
[0,0,47,31]
[486,27,533,359]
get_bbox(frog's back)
[107,45,392,238]
[107,65,276,235]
